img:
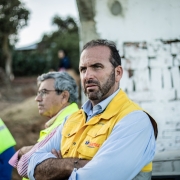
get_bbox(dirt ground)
[0,77,47,180]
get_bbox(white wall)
[121,41,180,153]
[95,0,180,47]
[89,0,180,153]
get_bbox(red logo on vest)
[85,141,100,148]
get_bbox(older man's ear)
[61,91,70,104]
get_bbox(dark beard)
[84,69,115,101]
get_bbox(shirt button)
[68,133,70,136]
[73,142,76,145]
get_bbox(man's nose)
[84,68,94,79]
[35,94,42,101]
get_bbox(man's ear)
[115,65,123,82]
[61,91,70,103]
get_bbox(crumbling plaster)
[76,0,180,153]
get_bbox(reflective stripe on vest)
[0,118,16,154]
[61,90,156,172]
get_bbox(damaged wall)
[76,0,180,154]
[121,39,180,153]
[95,0,180,46]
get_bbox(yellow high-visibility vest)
[61,90,157,172]
[37,103,79,142]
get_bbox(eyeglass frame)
[36,89,63,98]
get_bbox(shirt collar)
[82,88,121,116]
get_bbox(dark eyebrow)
[79,65,85,69]
[79,66,86,71]
[80,63,103,68]
[39,89,48,91]
[91,63,103,66]
[79,63,103,71]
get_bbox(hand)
[18,145,33,160]
[51,149,62,158]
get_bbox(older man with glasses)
[9,71,79,179]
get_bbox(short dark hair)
[82,39,121,67]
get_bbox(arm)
[18,145,33,159]
[34,158,89,180]
[8,145,33,168]
[16,126,59,177]
[28,111,156,180]
[33,149,89,180]
[27,124,89,180]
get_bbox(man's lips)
[85,84,98,89]
[38,104,43,109]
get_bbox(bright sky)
[16,0,79,48]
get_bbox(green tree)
[39,15,80,73]
[12,15,80,76]
[0,0,30,79]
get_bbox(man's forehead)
[39,79,54,88]
[82,46,110,55]
[80,46,110,64]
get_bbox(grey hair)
[82,39,121,67]
[37,71,78,103]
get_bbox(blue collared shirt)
[28,89,156,180]
[82,88,119,122]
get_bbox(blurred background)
[0,0,180,179]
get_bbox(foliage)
[39,15,80,73]
[12,50,51,76]
[0,0,30,36]
[12,15,80,76]
[0,0,30,77]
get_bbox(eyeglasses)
[36,89,59,98]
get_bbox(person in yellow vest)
[9,71,79,180]
[0,118,16,180]
[21,39,158,180]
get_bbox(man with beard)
[22,39,157,180]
